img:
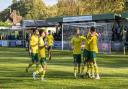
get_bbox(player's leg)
[77,54,82,77]
[34,53,39,71]
[80,60,86,78]
[28,46,32,56]
[26,63,33,72]
[89,51,95,78]
[85,51,91,78]
[73,55,77,78]
[81,50,85,76]
[26,53,35,72]
[86,62,91,78]
[48,46,52,61]
[90,62,95,78]
[78,63,81,76]
[40,58,47,80]
[33,66,43,80]
[93,58,100,79]
[81,49,89,77]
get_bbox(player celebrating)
[33,30,47,80]
[71,28,85,78]
[87,27,100,79]
[81,30,91,78]
[26,29,39,72]
[46,30,54,61]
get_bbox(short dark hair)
[90,27,96,32]
[31,28,37,33]
[48,30,51,33]
[39,30,44,36]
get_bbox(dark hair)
[39,30,44,36]
[32,28,37,33]
[48,30,51,33]
[90,27,96,32]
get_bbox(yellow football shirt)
[46,34,54,46]
[71,36,85,54]
[30,35,39,54]
[84,37,89,50]
[84,32,91,50]
[88,35,98,53]
[38,37,46,58]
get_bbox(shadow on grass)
[0,53,29,57]
[97,57,128,68]
[101,73,128,78]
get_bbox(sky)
[0,0,58,12]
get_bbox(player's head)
[74,28,80,36]
[32,28,39,35]
[39,30,45,38]
[90,26,96,33]
[29,33,31,37]
[48,30,51,35]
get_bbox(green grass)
[0,47,128,89]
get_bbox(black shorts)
[73,54,81,64]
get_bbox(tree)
[57,0,78,16]
[0,0,127,21]
[12,0,17,4]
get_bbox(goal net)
[62,22,113,54]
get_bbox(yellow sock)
[94,63,99,75]
[34,70,39,75]
[90,63,94,76]
[87,63,90,73]
[35,64,39,71]
[34,66,43,74]
[74,67,77,76]
[41,70,46,78]
[81,63,85,74]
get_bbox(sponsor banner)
[9,41,16,47]
[16,40,22,45]
[63,16,92,22]
[111,42,123,51]
[0,41,2,46]
[2,41,8,47]
[53,41,62,49]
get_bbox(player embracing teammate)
[26,29,54,81]
[71,27,100,79]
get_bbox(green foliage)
[0,0,127,21]
[0,8,10,21]
[12,0,17,4]
[0,21,12,26]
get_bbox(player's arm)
[80,36,86,41]
[52,35,55,42]
[52,35,54,40]
[70,38,74,50]
[87,36,94,44]
[39,44,46,49]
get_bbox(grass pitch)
[0,47,128,89]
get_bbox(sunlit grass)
[0,47,128,89]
